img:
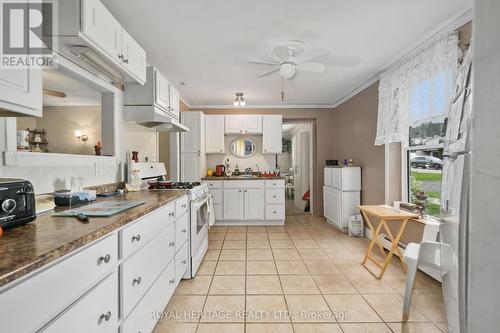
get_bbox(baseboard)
[214,220,285,226]
[363,227,442,282]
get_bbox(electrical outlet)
[95,163,103,176]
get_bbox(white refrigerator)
[439,45,472,333]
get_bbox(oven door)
[190,193,210,257]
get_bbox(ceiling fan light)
[240,100,245,106]
[233,100,239,106]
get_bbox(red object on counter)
[131,151,139,162]
[215,165,226,177]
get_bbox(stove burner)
[148,181,201,190]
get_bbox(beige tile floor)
[153,214,447,333]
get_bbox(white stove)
[132,162,210,279]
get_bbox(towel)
[207,193,216,227]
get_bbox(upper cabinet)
[225,115,262,134]
[205,115,225,154]
[0,68,42,117]
[125,66,180,120]
[262,115,283,154]
[57,0,147,84]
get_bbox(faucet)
[245,167,253,176]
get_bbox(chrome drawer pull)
[182,260,187,264]
[182,204,187,208]
[169,279,175,284]
[99,311,112,323]
[133,277,142,285]
[169,242,175,247]
[98,254,111,264]
[169,212,175,217]
[132,234,141,242]
[273,211,277,214]
[273,195,277,198]
[181,229,187,233]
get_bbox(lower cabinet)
[43,272,118,333]
[323,186,360,231]
[205,180,285,224]
[121,260,176,333]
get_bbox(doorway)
[280,120,314,216]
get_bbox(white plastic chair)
[402,241,441,321]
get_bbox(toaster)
[0,178,36,229]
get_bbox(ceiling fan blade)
[294,49,330,64]
[296,62,326,73]
[257,67,279,78]
[248,60,280,66]
[272,45,289,62]
[321,56,361,67]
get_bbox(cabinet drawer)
[121,223,175,317]
[265,179,285,189]
[43,272,118,333]
[214,204,223,220]
[223,180,264,189]
[121,261,176,333]
[211,189,223,204]
[175,242,189,284]
[205,180,223,189]
[266,189,284,204]
[0,234,117,333]
[265,205,285,220]
[175,213,189,253]
[121,202,175,259]
[176,196,189,217]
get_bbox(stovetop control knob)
[1,198,16,213]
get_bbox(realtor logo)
[1,0,57,68]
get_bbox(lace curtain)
[375,33,460,145]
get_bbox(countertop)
[0,190,187,288]
[202,176,285,180]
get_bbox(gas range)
[148,181,208,201]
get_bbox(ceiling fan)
[248,40,360,80]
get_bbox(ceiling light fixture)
[233,92,245,107]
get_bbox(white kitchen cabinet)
[43,272,118,333]
[244,189,265,220]
[120,29,147,83]
[262,115,283,154]
[223,189,244,220]
[181,112,206,182]
[124,67,179,118]
[324,166,361,191]
[224,115,262,134]
[81,0,121,62]
[323,185,360,231]
[205,115,225,153]
[0,67,42,117]
[205,179,285,225]
[245,115,263,134]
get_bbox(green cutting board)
[53,200,145,217]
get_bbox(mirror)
[229,138,256,158]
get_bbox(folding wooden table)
[358,205,419,279]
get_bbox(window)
[405,69,453,218]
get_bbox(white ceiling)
[103,0,472,107]
[43,69,102,107]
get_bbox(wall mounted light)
[233,92,246,106]
[75,130,89,142]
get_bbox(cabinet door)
[169,85,180,120]
[154,70,170,111]
[121,29,147,84]
[262,115,282,154]
[225,115,245,134]
[181,153,201,182]
[323,186,341,227]
[324,168,332,187]
[331,168,342,190]
[81,0,121,62]
[223,189,244,220]
[181,112,201,153]
[205,115,225,153]
[245,115,263,134]
[244,189,265,220]
[0,68,42,116]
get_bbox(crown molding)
[188,104,335,109]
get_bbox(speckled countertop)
[202,176,285,180]
[0,190,187,288]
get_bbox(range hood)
[124,106,189,132]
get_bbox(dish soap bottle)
[234,164,240,176]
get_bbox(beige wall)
[17,106,102,155]
[332,83,385,205]
[194,107,335,216]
